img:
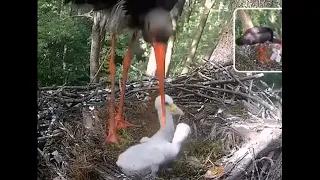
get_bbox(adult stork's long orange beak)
[144,8,174,128]
[153,42,167,127]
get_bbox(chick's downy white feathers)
[140,94,184,143]
[171,123,191,143]
[116,123,191,177]
[154,94,173,109]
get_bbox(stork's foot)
[105,127,118,143]
[115,114,139,129]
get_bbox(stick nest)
[235,43,282,72]
[37,63,282,180]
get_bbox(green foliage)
[38,0,282,89]
[38,0,92,86]
[259,73,282,89]
[235,9,282,38]
[170,0,228,76]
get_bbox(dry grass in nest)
[216,126,246,152]
[62,121,105,180]
[159,141,225,179]
[98,100,162,152]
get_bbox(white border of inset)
[233,8,282,73]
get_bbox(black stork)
[64,0,177,143]
[235,26,282,63]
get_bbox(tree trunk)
[145,0,186,78]
[90,27,101,83]
[207,0,274,65]
[181,0,194,29]
[237,10,253,31]
[89,11,107,83]
[202,20,228,62]
[181,0,215,74]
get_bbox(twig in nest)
[183,84,276,113]
[128,74,264,94]
[224,151,249,178]
[38,148,65,178]
[39,82,105,91]
[202,73,264,86]
[213,63,233,79]
[59,88,99,103]
[38,84,66,107]
[38,147,48,161]
[228,70,256,96]
[38,132,64,141]
[176,87,222,103]
[259,156,274,174]
[61,90,81,98]
[38,110,52,120]
[198,71,212,81]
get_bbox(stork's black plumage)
[64,0,178,143]
[235,26,282,63]
[65,0,176,42]
[235,27,281,45]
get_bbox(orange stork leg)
[152,42,167,127]
[258,44,268,63]
[106,33,118,143]
[115,31,139,129]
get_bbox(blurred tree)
[235,9,281,37]
[89,11,107,83]
[207,0,274,66]
[38,0,92,86]
[237,10,253,31]
[181,0,195,30]
[181,0,215,74]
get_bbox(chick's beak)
[169,104,184,116]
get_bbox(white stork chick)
[116,123,191,178]
[140,94,184,143]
